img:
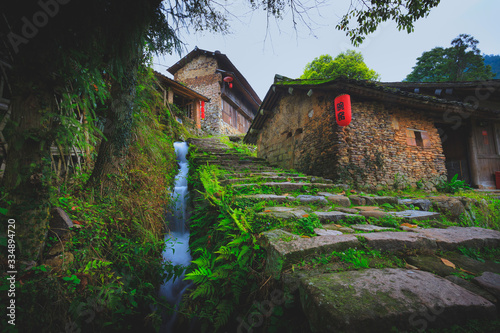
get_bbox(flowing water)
[159,141,192,332]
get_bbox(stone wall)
[257,90,447,189]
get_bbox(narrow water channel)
[159,141,192,332]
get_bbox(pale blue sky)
[154,0,500,99]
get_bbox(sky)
[153,0,500,100]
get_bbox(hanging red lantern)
[334,94,351,126]
[200,101,205,119]
[223,76,233,89]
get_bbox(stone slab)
[322,224,355,234]
[298,268,496,333]
[413,227,500,250]
[473,272,500,299]
[314,211,362,223]
[446,275,497,304]
[359,210,390,218]
[398,199,432,211]
[259,182,334,191]
[359,231,437,252]
[295,195,329,204]
[314,228,343,236]
[237,194,296,203]
[362,196,399,205]
[351,224,394,232]
[388,210,440,221]
[333,207,359,214]
[258,209,309,220]
[260,230,359,274]
[349,195,366,206]
[317,192,351,207]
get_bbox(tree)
[484,54,500,79]
[301,50,380,81]
[336,0,441,45]
[405,34,495,82]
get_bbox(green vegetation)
[300,50,380,81]
[0,67,184,332]
[405,34,495,82]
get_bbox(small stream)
[158,141,192,332]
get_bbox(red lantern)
[334,94,351,126]
[223,76,233,89]
[200,101,205,119]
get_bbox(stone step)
[232,182,337,191]
[388,210,440,221]
[220,176,309,185]
[260,227,500,275]
[295,268,496,333]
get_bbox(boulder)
[428,196,465,220]
[44,252,74,271]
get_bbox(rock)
[333,207,359,214]
[49,207,74,238]
[388,210,440,221]
[446,275,497,304]
[314,228,343,236]
[44,252,74,271]
[260,182,334,191]
[359,210,390,218]
[322,224,355,234]
[317,192,351,207]
[260,230,359,275]
[363,196,399,205]
[298,268,496,333]
[473,272,500,299]
[413,227,500,250]
[349,195,366,206]
[351,224,393,232]
[352,206,382,211]
[258,209,309,220]
[314,211,362,223]
[359,231,437,252]
[428,196,466,220]
[238,194,295,203]
[406,255,456,276]
[295,195,329,204]
[398,199,432,211]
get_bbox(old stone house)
[244,76,500,189]
[168,47,261,135]
[154,71,209,129]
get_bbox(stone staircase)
[188,137,500,333]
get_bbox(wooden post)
[467,118,480,188]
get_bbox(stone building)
[154,71,209,129]
[168,47,261,135]
[244,76,500,189]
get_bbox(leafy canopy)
[336,0,441,46]
[405,34,496,82]
[300,50,380,81]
